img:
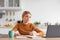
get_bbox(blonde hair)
[22,11,31,17]
[21,11,31,22]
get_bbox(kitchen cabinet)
[0,0,20,7]
[0,0,20,11]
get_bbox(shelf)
[0,25,14,28]
[0,7,21,11]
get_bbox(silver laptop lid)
[46,25,60,37]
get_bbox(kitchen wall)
[0,0,60,26]
[21,0,60,25]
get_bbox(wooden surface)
[0,34,60,40]
[0,38,60,40]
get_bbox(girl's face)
[22,14,31,22]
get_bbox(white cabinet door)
[0,0,20,11]
[8,0,19,7]
[0,0,4,7]
[0,0,20,7]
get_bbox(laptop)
[44,25,60,38]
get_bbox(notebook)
[44,25,60,38]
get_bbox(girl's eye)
[29,16,31,18]
[26,16,28,17]
[25,16,31,18]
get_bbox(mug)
[8,30,14,38]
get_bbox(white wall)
[0,0,60,26]
[21,0,60,25]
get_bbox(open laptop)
[44,25,60,38]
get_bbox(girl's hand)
[29,32,33,36]
[14,33,21,37]
[29,31,37,36]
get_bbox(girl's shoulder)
[29,23,35,26]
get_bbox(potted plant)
[34,21,41,26]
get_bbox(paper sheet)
[16,35,42,39]
[16,35,27,38]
